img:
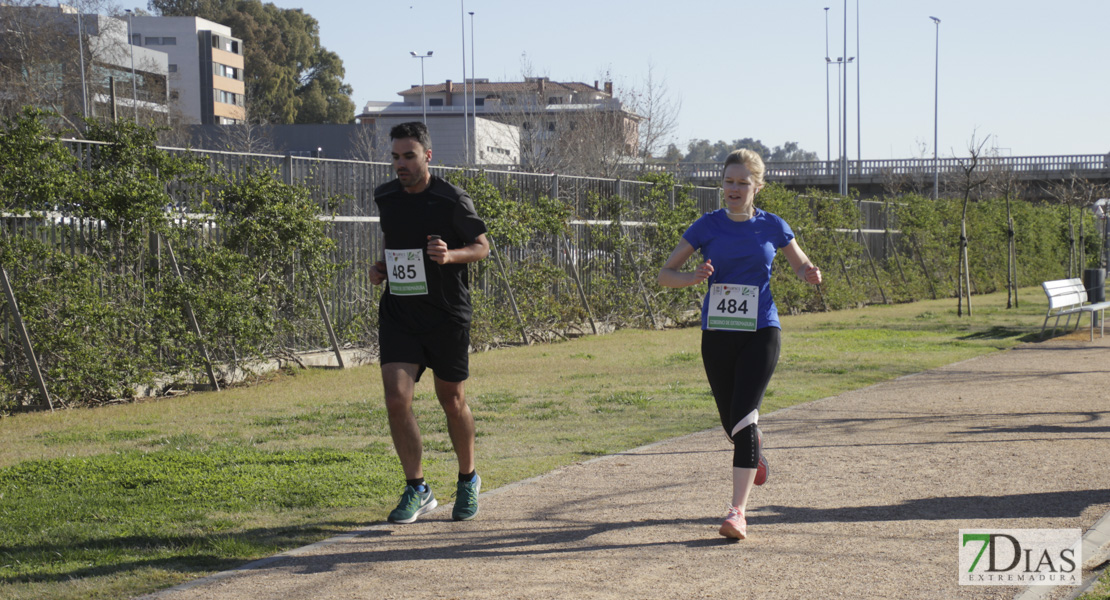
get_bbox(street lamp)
[469,10,476,164]
[830,55,853,195]
[410,51,433,124]
[125,9,137,123]
[460,1,467,165]
[841,0,849,196]
[931,16,940,200]
[856,0,861,164]
[824,7,830,167]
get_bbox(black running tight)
[700,327,781,468]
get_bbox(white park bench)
[1041,278,1110,341]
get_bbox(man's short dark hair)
[390,122,432,150]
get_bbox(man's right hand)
[370,260,387,285]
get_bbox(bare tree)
[880,140,932,197]
[348,122,388,162]
[1045,173,1109,279]
[483,74,642,177]
[555,100,641,178]
[486,88,570,174]
[209,121,275,154]
[953,134,992,317]
[980,156,1026,308]
[0,1,173,131]
[0,2,88,129]
[622,61,681,164]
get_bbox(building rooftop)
[398,78,610,98]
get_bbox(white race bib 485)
[385,249,428,296]
[707,283,758,331]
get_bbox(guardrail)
[625,154,1110,182]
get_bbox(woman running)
[658,148,822,540]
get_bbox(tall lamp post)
[824,7,830,168]
[856,0,861,164]
[125,9,137,123]
[460,1,468,165]
[469,10,476,164]
[930,16,941,200]
[840,0,849,196]
[410,51,433,125]
[832,56,853,195]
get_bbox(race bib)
[707,283,758,331]
[385,249,428,296]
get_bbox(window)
[547,122,555,132]
[212,36,239,54]
[215,90,243,107]
[161,37,176,45]
[475,98,484,106]
[213,64,239,79]
[145,36,160,45]
[429,98,443,106]
[548,97,561,104]
[131,34,141,45]
[168,64,177,73]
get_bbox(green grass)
[0,287,1061,599]
[1080,566,1110,600]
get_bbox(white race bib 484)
[707,283,758,331]
[385,249,428,296]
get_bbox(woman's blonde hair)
[723,148,766,187]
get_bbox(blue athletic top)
[681,208,795,331]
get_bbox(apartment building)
[355,77,641,169]
[0,5,169,121]
[130,16,245,125]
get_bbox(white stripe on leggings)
[730,409,759,439]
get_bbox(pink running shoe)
[719,506,747,540]
[754,425,769,486]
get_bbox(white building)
[129,16,245,125]
[0,5,169,121]
[356,106,520,166]
[355,77,641,169]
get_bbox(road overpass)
[634,154,1110,199]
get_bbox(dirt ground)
[142,335,1110,600]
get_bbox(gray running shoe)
[452,475,481,521]
[388,485,437,524]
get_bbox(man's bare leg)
[382,362,424,479]
[434,375,475,475]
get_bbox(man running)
[369,122,490,523]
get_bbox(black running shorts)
[379,318,471,383]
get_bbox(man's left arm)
[427,233,490,265]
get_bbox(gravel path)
[143,335,1110,600]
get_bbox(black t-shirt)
[374,175,488,332]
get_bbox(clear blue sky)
[251,0,1109,160]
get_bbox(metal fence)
[11,143,898,353]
